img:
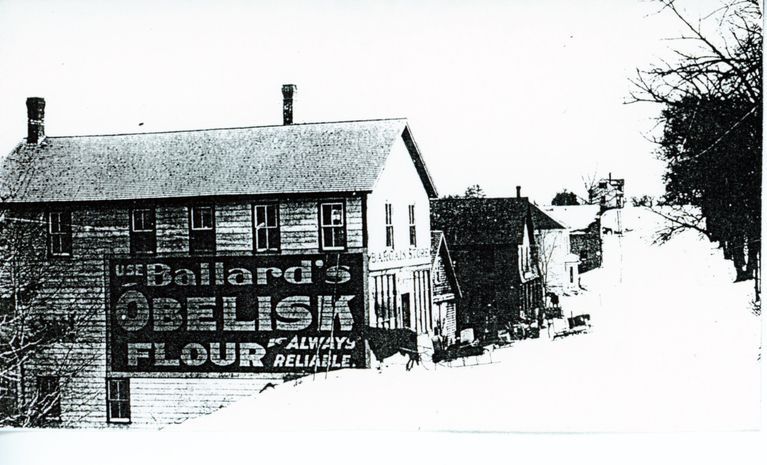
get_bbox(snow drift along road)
[175,207,761,432]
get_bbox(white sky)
[0,0,724,203]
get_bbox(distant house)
[431,231,462,344]
[430,196,544,338]
[588,173,625,210]
[530,207,580,296]
[539,205,602,273]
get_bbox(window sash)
[131,209,155,232]
[320,203,345,249]
[385,204,394,248]
[254,205,279,251]
[48,212,72,256]
[191,207,214,230]
[107,379,130,422]
[321,203,344,227]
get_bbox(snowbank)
[173,207,761,432]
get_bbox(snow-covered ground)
[175,207,761,432]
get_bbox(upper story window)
[189,206,215,254]
[408,204,416,247]
[130,208,156,255]
[319,202,345,250]
[254,204,280,252]
[434,258,445,284]
[37,375,61,420]
[385,203,394,248]
[519,244,530,272]
[47,211,72,257]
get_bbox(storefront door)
[401,293,411,330]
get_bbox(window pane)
[266,205,277,227]
[192,207,214,230]
[256,206,266,227]
[202,208,213,228]
[50,212,61,233]
[322,204,332,225]
[61,212,71,232]
[335,226,346,247]
[331,206,343,226]
[268,228,280,249]
[256,228,267,250]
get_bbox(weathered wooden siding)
[6,194,365,428]
[157,206,189,253]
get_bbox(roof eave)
[402,123,438,198]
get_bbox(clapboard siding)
[129,377,281,427]
[157,206,188,253]
[7,194,364,428]
[216,203,252,252]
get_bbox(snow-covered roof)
[539,205,601,231]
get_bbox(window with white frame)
[319,202,345,250]
[189,206,215,254]
[385,203,394,248]
[408,204,416,247]
[130,207,156,255]
[253,204,280,252]
[47,211,72,257]
[107,378,130,423]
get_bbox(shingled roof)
[530,204,566,230]
[0,118,437,204]
[430,197,535,247]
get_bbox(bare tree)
[580,172,599,204]
[535,231,560,295]
[630,0,762,295]
[1,151,101,427]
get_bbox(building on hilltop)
[0,86,443,427]
[588,173,625,210]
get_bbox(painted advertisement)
[108,253,365,373]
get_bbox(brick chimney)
[516,185,521,198]
[26,97,46,144]
[282,84,297,125]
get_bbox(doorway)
[401,293,411,330]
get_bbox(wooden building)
[539,205,603,274]
[0,89,440,427]
[588,173,625,210]
[430,231,462,345]
[530,207,581,297]
[430,193,544,339]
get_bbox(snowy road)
[178,207,761,432]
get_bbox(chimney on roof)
[282,84,297,125]
[516,185,521,198]
[26,97,45,144]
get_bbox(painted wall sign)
[108,254,365,373]
[368,247,430,270]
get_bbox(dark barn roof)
[0,118,438,204]
[430,197,535,247]
[530,204,566,230]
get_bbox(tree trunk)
[732,238,750,282]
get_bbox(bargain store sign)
[108,254,365,373]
